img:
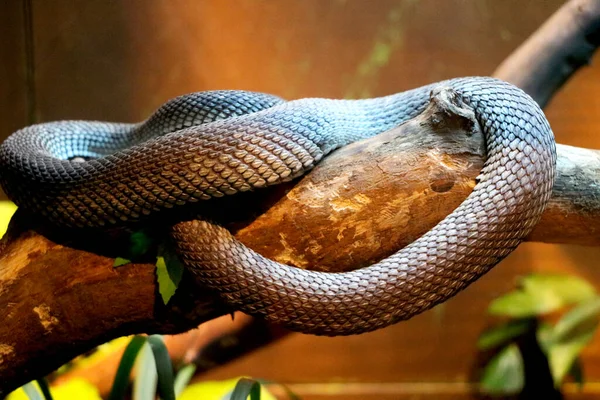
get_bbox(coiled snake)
[0,77,556,336]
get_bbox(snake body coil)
[0,77,556,336]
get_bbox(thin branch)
[494,0,600,107]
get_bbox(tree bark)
[2,0,600,395]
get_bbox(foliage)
[155,244,185,304]
[480,344,524,394]
[229,378,262,400]
[112,230,185,305]
[178,378,277,400]
[8,379,101,400]
[478,273,600,396]
[9,334,282,400]
[0,201,17,237]
[108,336,147,400]
[0,201,183,306]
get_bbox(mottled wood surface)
[2,0,600,398]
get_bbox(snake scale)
[0,77,556,336]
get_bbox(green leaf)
[35,379,53,400]
[113,257,132,267]
[488,274,598,318]
[133,343,157,400]
[488,290,558,317]
[548,333,594,387]
[159,244,185,288]
[545,298,600,385]
[156,257,177,305]
[148,335,176,400]
[552,297,600,343]
[536,322,554,353]
[174,364,197,398]
[7,379,102,400]
[568,357,585,388]
[21,383,42,400]
[155,244,186,304]
[114,230,155,267]
[108,335,147,400]
[477,320,532,350]
[230,378,262,400]
[521,274,597,306]
[480,344,524,395]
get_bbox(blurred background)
[1,0,599,399]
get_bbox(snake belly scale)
[0,77,556,336]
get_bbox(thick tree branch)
[231,112,600,273]
[0,217,229,395]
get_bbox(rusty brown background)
[1,1,600,398]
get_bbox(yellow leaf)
[0,201,17,237]
[7,379,101,400]
[68,336,133,371]
[5,386,27,400]
[50,379,102,400]
[178,377,277,400]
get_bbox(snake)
[0,77,556,336]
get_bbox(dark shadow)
[7,180,297,261]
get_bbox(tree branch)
[230,110,600,274]
[493,0,600,107]
[0,216,229,395]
